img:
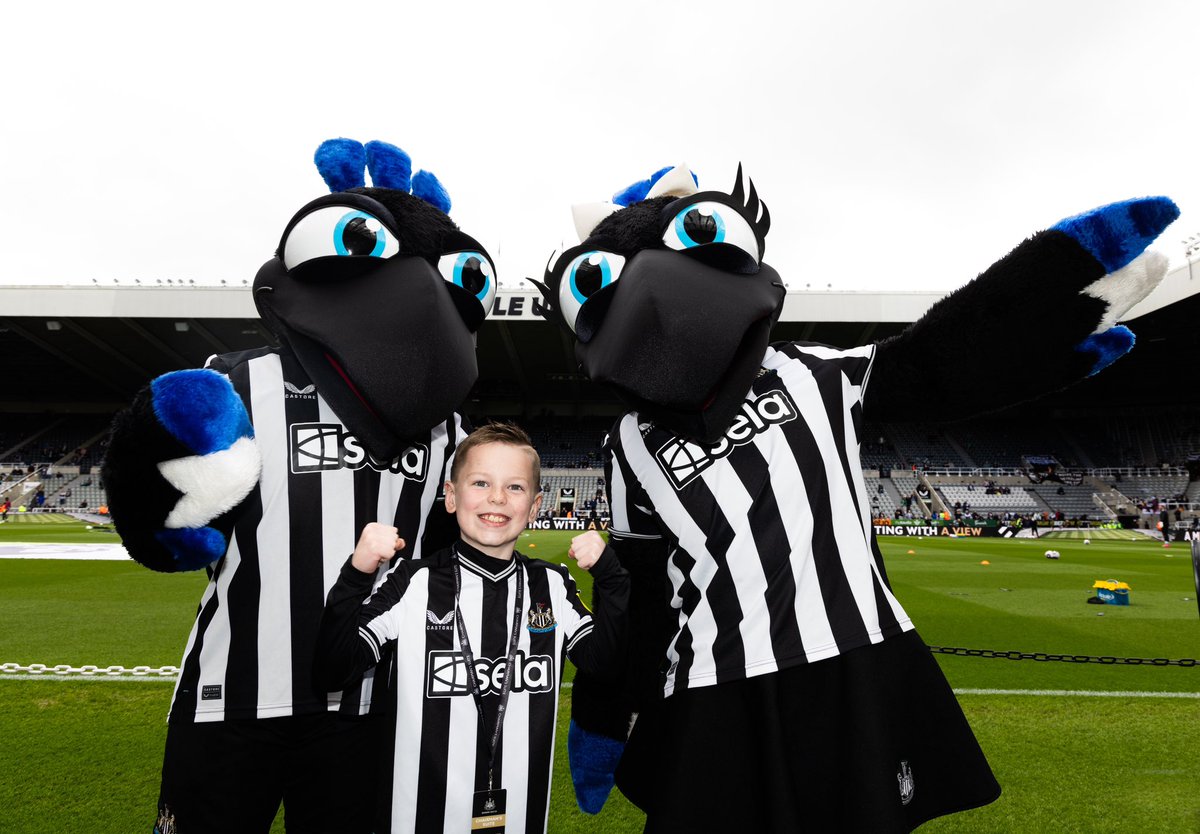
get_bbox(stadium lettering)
[289,422,428,480]
[425,650,555,698]
[942,526,983,537]
[525,518,610,532]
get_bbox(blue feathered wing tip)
[151,370,252,456]
[314,138,367,193]
[1077,325,1135,376]
[156,527,227,571]
[567,719,625,814]
[1052,197,1179,274]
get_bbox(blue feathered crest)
[612,165,699,207]
[313,138,451,214]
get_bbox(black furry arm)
[570,535,671,740]
[865,230,1114,422]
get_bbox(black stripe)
[725,443,806,664]
[523,562,558,833]
[474,565,510,798]
[414,567,456,832]
[772,358,871,653]
[282,352,327,713]
[222,356,264,717]
[170,582,220,722]
[868,535,902,636]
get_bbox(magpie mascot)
[103,139,497,834]
[534,163,1177,832]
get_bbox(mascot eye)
[662,201,760,263]
[438,251,497,311]
[558,251,626,333]
[282,206,400,271]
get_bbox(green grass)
[1,524,1198,832]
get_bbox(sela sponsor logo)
[283,380,317,399]
[655,389,798,489]
[289,422,428,480]
[425,650,554,698]
[426,609,453,631]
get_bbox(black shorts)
[616,631,1000,833]
[156,712,379,834]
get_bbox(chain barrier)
[927,646,1198,668]
[0,662,179,678]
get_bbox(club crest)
[527,602,556,633]
[897,760,915,805]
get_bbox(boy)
[314,423,629,833]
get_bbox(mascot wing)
[103,369,261,572]
[866,197,1179,420]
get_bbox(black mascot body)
[103,139,497,833]
[535,163,1177,832]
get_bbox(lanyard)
[452,549,525,791]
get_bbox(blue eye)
[673,206,726,247]
[662,200,760,263]
[282,205,400,271]
[334,211,389,257]
[438,251,498,312]
[557,250,626,334]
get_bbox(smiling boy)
[314,423,629,833]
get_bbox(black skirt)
[616,630,1000,833]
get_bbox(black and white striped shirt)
[169,346,466,723]
[606,342,913,697]
[315,542,628,834]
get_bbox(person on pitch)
[315,423,630,833]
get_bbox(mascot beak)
[576,248,784,443]
[254,255,477,460]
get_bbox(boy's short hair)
[450,422,541,490]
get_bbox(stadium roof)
[1,262,1197,415]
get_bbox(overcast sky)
[4,0,1198,294]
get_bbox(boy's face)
[445,442,542,560]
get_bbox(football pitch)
[0,522,1197,833]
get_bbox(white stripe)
[317,396,358,711]
[391,570,429,834]
[502,574,532,834]
[618,418,718,695]
[443,569,484,829]
[188,535,235,719]
[704,450,777,677]
[251,353,294,717]
[565,622,594,654]
[607,439,636,535]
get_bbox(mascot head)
[534,164,785,443]
[254,139,495,460]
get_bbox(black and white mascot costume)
[535,163,1176,832]
[103,139,497,834]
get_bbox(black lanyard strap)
[452,550,525,790]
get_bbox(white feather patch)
[158,436,262,529]
[571,202,620,242]
[1081,250,1168,334]
[646,164,698,200]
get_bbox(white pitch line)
[953,688,1200,699]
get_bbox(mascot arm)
[103,367,261,572]
[569,534,671,814]
[865,197,1178,421]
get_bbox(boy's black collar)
[454,540,519,582]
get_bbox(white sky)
[3,0,1198,293]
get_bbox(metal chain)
[0,662,179,678]
[927,646,1198,667]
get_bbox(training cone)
[980,560,990,565]
[907,549,915,555]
